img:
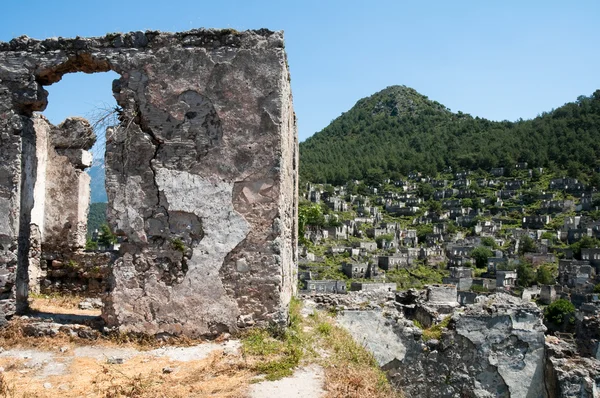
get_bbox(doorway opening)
[26,70,120,321]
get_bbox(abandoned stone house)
[431,179,447,188]
[378,255,405,271]
[433,189,457,200]
[490,167,504,176]
[306,279,346,294]
[540,284,562,305]
[447,256,473,268]
[567,228,593,244]
[522,215,551,229]
[497,189,518,200]
[582,248,600,270]
[326,196,347,212]
[350,281,396,292]
[324,224,348,240]
[496,270,517,289]
[447,245,473,258]
[342,261,381,279]
[549,177,585,192]
[308,189,321,203]
[442,199,461,209]
[504,179,524,190]
[405,197,422,206]
[419,247,445,266]
[544,199,576,213]
[456,215,477,228]
[0,29,298,337]
[579,195,597,211]
[356,241,378,252]
[442,267,473,291]
[453,178,471,188]
[558,260,595,290]
[515,162,528,169]
[425,233,444,246]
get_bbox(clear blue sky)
[1,0,598,143]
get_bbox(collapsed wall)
[0,28,298,337]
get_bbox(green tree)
[536,263,556,285]
[428,200,442,216]
[544,299,575,329]
[416,224,433,242]
[541,231,555,241]
[98,224,117,247]
[519,236,536,255]
[365,168,384,187]
[571,235,599,259]
[517,261,536,287]
[446,221,458,234]
[298,202,326,243]
[418,183,434,201]
[85,238,98,251]
[471,246,493,268]
[480,237,497,249]
[375,234,395,247]
[87,202,107,238]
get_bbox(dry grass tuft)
[325,363,399,398]
[28,293,89,313]
[306,312,402,398]
[0,373,17,398]
[0,350,250,398]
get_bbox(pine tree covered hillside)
[299,86,600,184]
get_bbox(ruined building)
[0,29,298,337]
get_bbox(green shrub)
[544,299,575,326]
[422,316,451,341]
[471,284,489,293]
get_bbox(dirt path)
[248,365,326,398]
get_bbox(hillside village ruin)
[0,29,298,337]
[0,28,599,397]
[298,166,600,396]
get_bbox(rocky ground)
[304,288,600,398]
[0,295,396,398]
[9,289,599,397]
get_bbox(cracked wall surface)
[0,28,298,336]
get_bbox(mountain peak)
[356,85,450,118]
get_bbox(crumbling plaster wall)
[0,28,298,337]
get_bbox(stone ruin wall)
[28,115,96,293]
[0,28,298,337]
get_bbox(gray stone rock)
[337,310,407,368]
[338,293,548,398]
[22,322,60,337]
[545,335,600,397]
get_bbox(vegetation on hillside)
[300,86,600,185]
[87,202,107,237]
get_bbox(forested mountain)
[87,202,107,237]
[87,162,107,203]
[299,86,600,184]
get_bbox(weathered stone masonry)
[0,29,298,337]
